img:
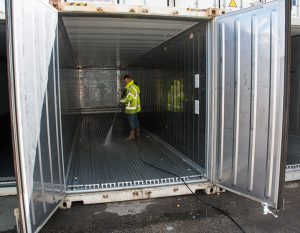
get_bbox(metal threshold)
[64,181,212,207]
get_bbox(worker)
[120,75,141,141]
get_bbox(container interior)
[0,18,18,233]
[59,15,208,192]
[287,25,300,173]
[0,19,15,186]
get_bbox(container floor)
[0,114,15,183]
[66,114,206,192]
[286,134,300,167]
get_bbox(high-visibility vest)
[167,80,185,112]
[120,80,141,114]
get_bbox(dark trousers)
[127,114,140,130]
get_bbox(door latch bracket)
[262,203,278,218]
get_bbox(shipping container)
[1,0,291,232]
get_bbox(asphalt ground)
[38,180,300,233]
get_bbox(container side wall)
[58,22,81,177]
[130,23,207,170]
[289,36,300,136]
[0,19,15,184]
[0,21,8,116]
[285,35,300,178]
[0,61,9,115]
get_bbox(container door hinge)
[14,208,21,233]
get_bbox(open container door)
[214,0,288,208]
[6,0,65,232]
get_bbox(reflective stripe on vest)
[130,86,138,99]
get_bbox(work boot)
[126,130,136,141]
[135,128,141,138]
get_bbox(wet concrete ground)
[0,195,17,232]
[40,181,300,233]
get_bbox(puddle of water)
[105,201,154,216]
[166,226,174,231]
[285,183,299,189]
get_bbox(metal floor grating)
[66,114,206,193]
[286,135,300,170]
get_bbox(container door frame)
[209,0,290,209]
[6,0,65,232]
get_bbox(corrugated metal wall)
[0,61,9,115]
[289,36,300,136]
[59,22,81,172]
[130,23,207,169]
[80,69,119,109]
[0,21,8,116]
[215,1,286,208]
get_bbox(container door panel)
[7,0,64,232]
[215,1,287,208]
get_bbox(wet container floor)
[66,114,206,193]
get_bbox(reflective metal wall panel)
[0,61,9,116]
[58,22,81,178]
[80,69,119,109]
[215,1,286,208]
[8,1,64,232]
[289,36,300,136]
[0,20,9,116]
[60,69,81,110]
[286,32,300,180]
[0,20,6,60]
[129,23,207,170]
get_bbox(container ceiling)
[62,16,197,68]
